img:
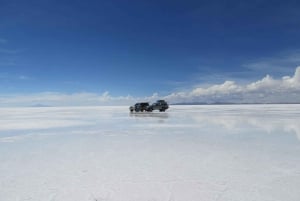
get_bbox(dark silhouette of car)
[130,100,169,112]
[147,100,169,112]
[129,102,150,112]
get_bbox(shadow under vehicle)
[129,112,169,119]
[129,100,169,112]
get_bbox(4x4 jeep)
[129,102,150,112]
[130,100,169,112]
[147,100,169,112]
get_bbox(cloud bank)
[0,67,300,106]
[166,66,300,104]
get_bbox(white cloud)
[245,67,300,92]
[190,81,242,96]
[0,67,300,106]
[164,66,300,104]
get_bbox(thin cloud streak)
[243,51,300,75]
[0,73,31,81]
[0,48,19,54]
[0,38,7,43]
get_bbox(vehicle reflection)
[129,112,169,119]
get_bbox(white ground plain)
[0,105,300,201]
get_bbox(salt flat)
[0,105,300,201]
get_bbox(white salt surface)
[0,105,300,201]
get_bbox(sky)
[1,0,300,106]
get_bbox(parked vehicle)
[129,100,169,112]
[147,100,169,112]
[129,102,150,112]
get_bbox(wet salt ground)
[0,105,300,201]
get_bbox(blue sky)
[1,0,300,105]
